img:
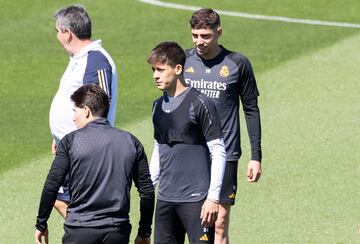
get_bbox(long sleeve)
[35,138,70,231]
[132,138,155,238]
[242,96,262,161]
[149,140,160,186]
[206,138,227,201]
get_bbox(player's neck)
[71,39,92,56]
[200,45,222,60]
[167,78,188,97]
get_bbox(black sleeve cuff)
[137,228,151,238]
[35,222,47,232]
[251,149,262,162]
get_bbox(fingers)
[246,167,253,180]
[200,200,219,226]
[200,207,208,226]
[202,211,217,226]
[35,237,41,244]
[34,230,41,244]
[247,168,261,182]
[247,161,262,182]
[200,205,205,222]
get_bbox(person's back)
[61,118,145,226]
[35,84,154,244]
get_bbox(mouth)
[196,46,207,52]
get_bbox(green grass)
[0,0,359,243]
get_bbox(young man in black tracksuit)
[35,84,154,244]
[148,42,227,244]
[184,8,262,244]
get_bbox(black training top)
[184,46,262,161]
[152,87,223,202]
[36,118,154,237]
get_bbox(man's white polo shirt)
[49,40,117,141]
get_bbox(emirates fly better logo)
[185,78,227,99]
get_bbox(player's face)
[73,106,88,129]
[191,27,222,59]
[55,21,71,55]
[151,62,182,95]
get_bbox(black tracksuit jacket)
[36,118,154,236]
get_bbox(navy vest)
[153,88,206,146]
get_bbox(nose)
[195,37,204,46]
[153,70,160,80]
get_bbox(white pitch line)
[137,0,360,29]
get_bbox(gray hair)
[54,5,91,40]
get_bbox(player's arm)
[238,55,262,182]
[83,52,115,125]
[83,52,112,96]
[149,100,160,186]
[242,96,262,182]
[194,96,226,226]
[206,138,226,201]
[132,136,155,240]
[149,140,160,186]
[35,136,71,241]
[194,96,226,201]
[201,138,226,226]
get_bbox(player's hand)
[200,199,219,227]
[247,160,261,182]
[34,229,48,244]
[51,139,57,155]
[134,235,150,244]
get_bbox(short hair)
[147,41,186,69]
[54,5,92,40]
[71,84,109,118]
[190,8,221,29]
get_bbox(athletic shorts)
[154,199,214,244]
[63,222,131,244]
[219,161,238,205]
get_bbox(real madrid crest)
[219,65,229,77]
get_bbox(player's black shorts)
[63,222,131,244]
[219,161,238,205]
[154,199,214,244]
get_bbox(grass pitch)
[0,0,359,243]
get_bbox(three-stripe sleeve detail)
[97,69,110,97]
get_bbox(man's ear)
[175,64,183,75]
[84,106,92,118]
[65,28,73,42]
[216,27,222,37]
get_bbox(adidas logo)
[185,67,194,73]
[199,234,208,241]
[228,192,236,199]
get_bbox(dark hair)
[54,5,91,40]
[190,8,220,29]
[71,84,109,118]
[147,41,186,69]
